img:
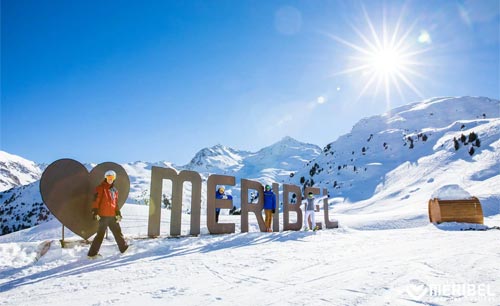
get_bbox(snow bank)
[431,184,473,200]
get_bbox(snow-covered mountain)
[1,96,499,236]
[0,151,42,192]
[185,144,251,173]
[185,137,321,177]
[293,96,499,221]
[0,182,49,235]
[241,136,322,180]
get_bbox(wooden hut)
[428,197,484,224]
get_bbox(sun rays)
[329,5,432,108]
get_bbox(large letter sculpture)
[272,182,280,232]
[283,184,303,231]
[40,159,130,240]
[206,174,236,234]
[322,188,339,229]
[148,167,201,237]
[241,179,266,232]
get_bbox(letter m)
[147,166,201,237]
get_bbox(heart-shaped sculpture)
[40,159,130,240]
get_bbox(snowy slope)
[295,96,499,219]
[0,205,499,306]
[0,182,51,235]
[0,151,42,192]
[0,152,49,235]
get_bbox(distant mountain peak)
[0,151,42,192]
[279,136,298,143]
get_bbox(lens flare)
[328,5,431,108]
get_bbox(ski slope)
[1,204,499,306]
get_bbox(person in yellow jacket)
[87,170,128,258]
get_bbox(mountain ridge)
[1,96,499,235]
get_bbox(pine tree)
[468,132,477,143]
[454,138,460,151]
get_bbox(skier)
[215,186,232,222]
[303,192,319,231]
[263,185,276,232]
[87,170,128,258]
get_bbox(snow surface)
[0,151,42,192]
[1,204,499,305]
[431,184,473,200]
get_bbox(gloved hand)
[222,195,228,199]
[272,209,275,214]
[92,208,100,221]
[115,210,122,223]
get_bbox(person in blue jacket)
[215,186,232,222]
[263,184,276,232]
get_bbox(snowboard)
[34,240,52,262]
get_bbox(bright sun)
[372,47,402,75]
[329,5,431,104]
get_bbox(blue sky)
[1,0,499,165]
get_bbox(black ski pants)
[88,217,128,256]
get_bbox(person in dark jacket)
[215,186,232,222]
[263,185,276,232]
[87,170,128,258]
